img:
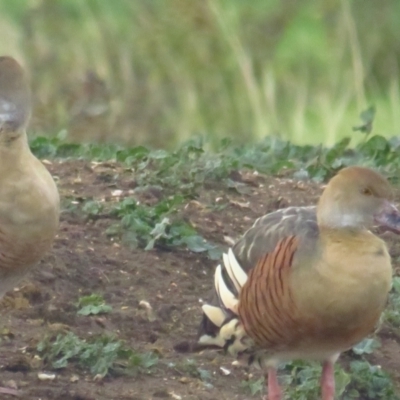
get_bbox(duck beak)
[375,200,400,234]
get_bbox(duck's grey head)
[0,56,31,139]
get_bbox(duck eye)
[362,188,372,196]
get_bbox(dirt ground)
[1,159,400,400]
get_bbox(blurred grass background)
[0,0,399,148]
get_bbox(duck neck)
[0,131,32,167]
[317,192,368,232]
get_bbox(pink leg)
[321,360,335,400]
[263,367,282,400]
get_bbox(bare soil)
[1,159,400,400]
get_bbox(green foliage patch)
[37,332,158,377]
[105,194,221,259]
[31,111,400,187]
[169,358,212,382]
[76,294,112,316]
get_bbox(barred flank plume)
[199,236,300,359]
[238,236,300,348]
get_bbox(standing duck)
[0,56,59,395]
[0,56,59,297]
[198,166,400,400]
